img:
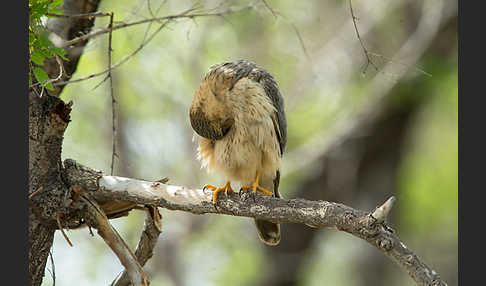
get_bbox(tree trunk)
[28,1,101,284]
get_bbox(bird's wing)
[248,64,287,156]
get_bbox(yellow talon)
[240,172,273,196]
[204,181,235,204]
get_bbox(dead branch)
[62,159,447,286]
[112,205,162,286]
[79,190,149,286]
[348,0,378,73]
[46,11,111,19]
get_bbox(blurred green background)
[45,0,457,285]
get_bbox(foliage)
[28,0,67,91]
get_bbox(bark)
[28,92,71,286]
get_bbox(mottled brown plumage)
[189,60,287,246]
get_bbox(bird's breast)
[200,120,281,183]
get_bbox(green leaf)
[47,9,64,15]
[33,67,54,91]
[49,0,64,9]
[37,47,54,58]
[29,33,35,45]
[31,51,45,65]
[33,67,49,82]
[33,66,49,83]
[50,47,68,60]
[45,82,54,91]
[38,34,52,49]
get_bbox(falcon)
[189,60,287,246]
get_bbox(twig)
[108,12,117,176]
[147,0,167,19]
[261,0,277,19]
[259,1,310,61]
[58,5,253,48]
[47,12,111,19]
[349,0,378,74]
[284,0,445,178]
[56,214,73,247]
[56,20,170,88]
[53,4,253,87]
[112,205,162,286]
[368,52,432,77]
[290,22,311,61]
[29,54,65,90]
[81,192,149,286]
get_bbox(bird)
[189,59,287,246]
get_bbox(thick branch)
[62,159,446,286]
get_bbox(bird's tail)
[254,170,281,246]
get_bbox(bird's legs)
[204,181,235,204]
[240,172,273,196]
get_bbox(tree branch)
[62,159,447,286]
[79,190,149,286]
[58,4,253,49]
[112,206,162,286]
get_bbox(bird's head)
[189,66,236,140]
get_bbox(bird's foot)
[240,182,273,197]
[203,181,235,204]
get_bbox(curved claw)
[203,184,217,192]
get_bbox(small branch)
[349,0,378,74]
[112,205,162,286]
[80,192,149,286]
[259,1,311,61]
[261,0,277,19]
[28,54,65,90]
[107,12,117,176]
[290,22,311,61]
[46,12,111,19]
[56,214,73,247]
